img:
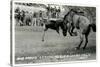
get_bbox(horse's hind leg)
[76,34,84,50]
[83,25,90,49]
[83,34,88,49]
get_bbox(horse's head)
[61,9,76,36]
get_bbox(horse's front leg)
[67,23,75,36]
[70,24,77,36]
[67,23,72,36]
[68,25,72,36]
[76,34,84,50]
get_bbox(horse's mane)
[63,9,75,21]
[63,9,84,21]
[63,10,70,21]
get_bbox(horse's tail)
[89,23,96,32]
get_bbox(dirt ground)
[15,26,96,64]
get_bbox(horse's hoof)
[75,47,80,50]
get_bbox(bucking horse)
[62,9,96,50]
